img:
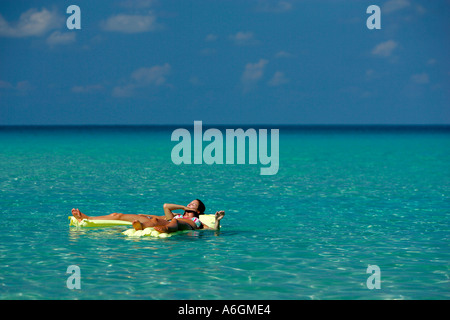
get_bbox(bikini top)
[173,214,202,228]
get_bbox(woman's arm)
[163,203,189,220]
[202,211,225,230]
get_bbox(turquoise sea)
[0,125,449,300]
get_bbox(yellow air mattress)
[69,214,217,238]
[69,216,132,228]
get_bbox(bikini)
[173,214,202,229]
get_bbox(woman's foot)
[132,220,144,231]
[72,208,89,222]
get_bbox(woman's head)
[185,199,206,217]
[195,199,206,214]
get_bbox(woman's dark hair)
[195,199,206,215]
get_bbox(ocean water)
[0,125,449,300]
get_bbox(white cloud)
[365,69,375,80]
[268,71,289,86]
[71,84,104,93]
[0,80,33,94]
[200,48,217,56]
[113,64,171,97]
[229,31,258,46]
[46,31,76,46]
[383,0,410,14]
[131,64,171,86]
[119,0,156,9]
[189,76,203,86]
[241,59,268,92]
[0,8,62,38]
[415,5,426,15]
[15,81,32,92]
[0,80,13,89]
[205,34,218,42]
[101,12,159,33]
[371,40,398,57]
[275,51,295,58]
[411,73,429,84]
[256,1,293,13]
[112,84,135,98]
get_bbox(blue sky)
[0,0,448,125]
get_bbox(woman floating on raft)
[71,199,225,234]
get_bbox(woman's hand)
[215,211,225,221]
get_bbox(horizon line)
[1,123,450,127]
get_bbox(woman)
[71,199,225,233]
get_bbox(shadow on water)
[68,226,129,242]
[68,225,241,243]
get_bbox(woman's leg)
[132,217,169,230]
[71,208,162,225]
[153,219,179,234]
[153,219,196,234]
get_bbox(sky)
[0,0,449,125]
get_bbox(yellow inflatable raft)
[68,214,216,238]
